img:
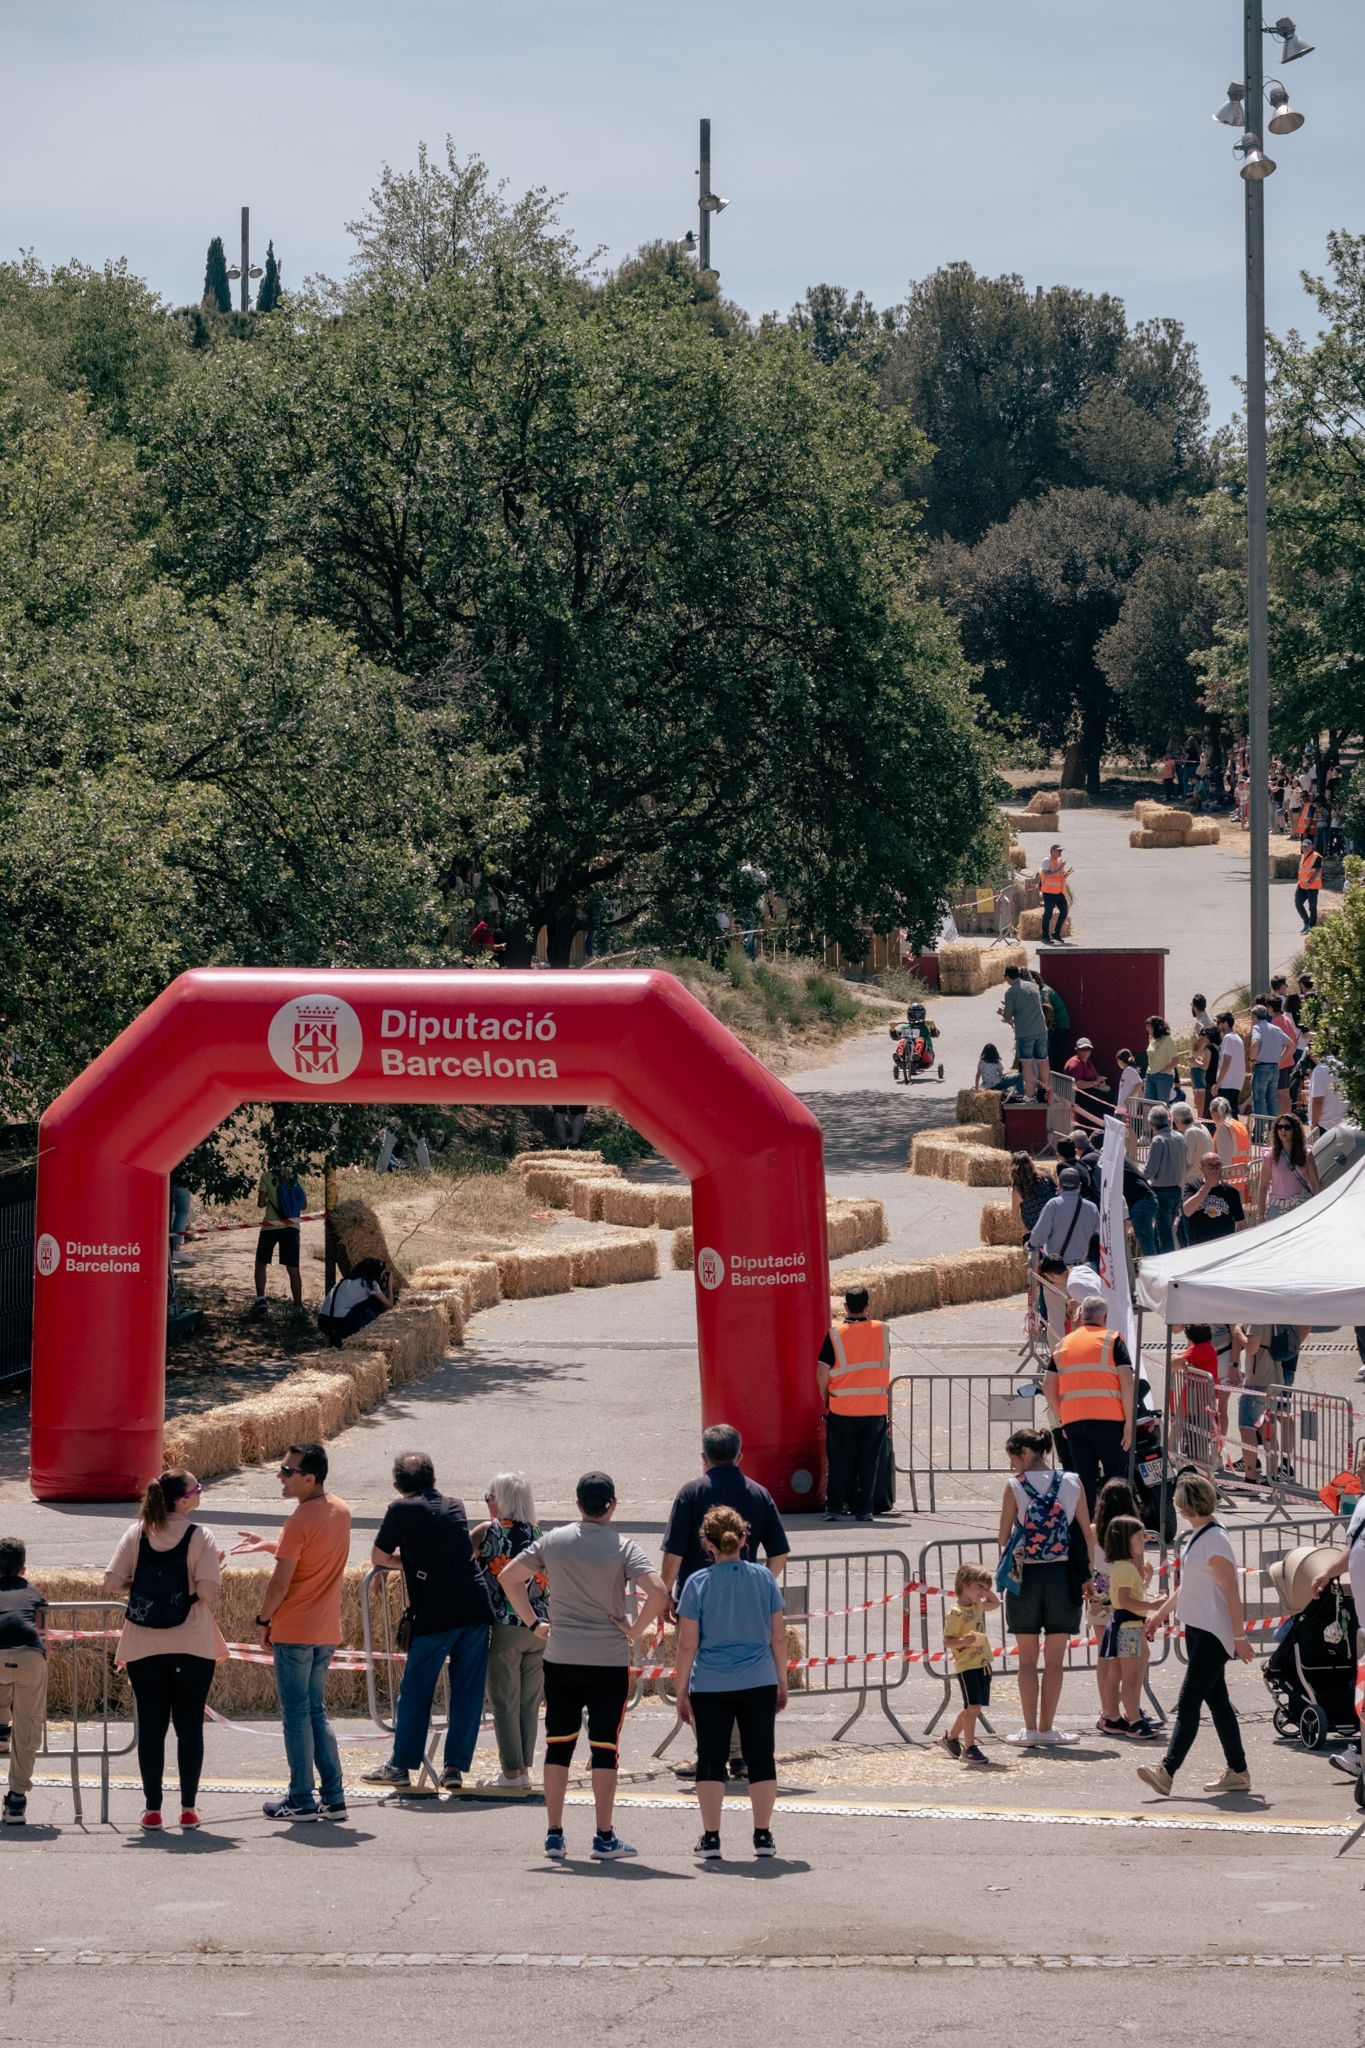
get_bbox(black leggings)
[1164,1626,1246,1777]
[127,1653,216,1809]
[692,1685,778,1784]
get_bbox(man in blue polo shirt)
[661,1424,789,1782]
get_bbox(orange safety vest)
[827,1318,891,1418]
[1039,861,1067,895]
[1298,850,1322,890]
[1224,1116,1251,1190]
[1052,1326,1125,1426]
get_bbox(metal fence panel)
[1172,1511,1346,1663]
[39,1599,138,1822]
[915,1535,1170,1736]
[891,1373,1040,1512]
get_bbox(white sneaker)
[1005,1728,1043,1746]
[1330,1748,1362,1778]
[1034,1727,1079,1746]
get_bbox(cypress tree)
[203,236,231,314]
[257,240,282,314]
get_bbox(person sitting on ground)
[999,964,1050,1104]
[0,1536,47,1828]
[501,1471,669,1862]
[251,1163,308,1319]
[316,1258,392,1348]
[674,1505,789,1862]
[1137,1474,1253,1801]
[940,1563,1001,1768]
[998,1426,1093,1748]
[363,1452,496,1798]
[660,1423,789,1785]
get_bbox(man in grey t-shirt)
[503,1470,668,1862]
[1000,966,1050,1102]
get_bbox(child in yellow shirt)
[1098,1514,1156,1737]
[940,1562,1000,1765]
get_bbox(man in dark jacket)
[362,1453,494,1795]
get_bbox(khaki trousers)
[0,1647,48,1797]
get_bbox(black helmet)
[907,1002,926,1022]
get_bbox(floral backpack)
[1014,1473,1071,1565]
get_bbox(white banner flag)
[1098,1113,1138,1377]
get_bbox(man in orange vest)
[1296,836,1324,932]
[817,1285,891,1523]
[1042,1297,1135,1514]
[1038,843,1070,945]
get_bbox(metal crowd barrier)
[1046,1071,1076,1143]
[1172,1511,1346,1665]
[890,1372,1040,1512]
[1259,1386,1354,1513]
[38,1599,138,1823]
[1166,1362,1223,1481]
[361,1565,451,1792]
[915,1535,1170,1736]
[651,1548,915,1756]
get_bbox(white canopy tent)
[1135,1154,1365,1327]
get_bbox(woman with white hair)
[473,1472,548,1793]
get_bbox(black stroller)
[1264,1545,1359,1752]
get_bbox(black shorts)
[955,1667,991,1708]
[256,1227,300,1269]
[542,1661,631,1768]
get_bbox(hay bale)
[510,1148,607,1172]
[329,1199,406,1289]
[936,1245,1028,1303]
[654,1186,693,1229]
[564,1232,660,1287]
[495,1247,575,1300]
[1007,841,1027,869]
[910,1125,1002,1179]
[237,1389,325,1466]
[1187,821,1221,846]
[519,1162,620,1206]
[956,1088,1005,1124]
[935,941,987,996]
[348,1299,456,1390]
[1013,812,1057,832]
[1001,809,1034,832]
[286,1368,362,1438]
[598,1182,662,1228]
[1025,790,1061,815]
[1057,789,1089,808]
[408,1258,502,1310]
[330,1346,391,1410]
[161,1410,244,1482]
[955,1146,1017,1188]
[830,1261,942,1319]
[673,1225,695,1270]
[826,1198,889,1260]
[979,1200,1024,1246]
[570,1177,609,1221]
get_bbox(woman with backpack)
[997,1427,1094,1749]
[102,1470,228,1830]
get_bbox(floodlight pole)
[698,118,712,274]
[240,205,250,316]
[1244,0,1271,996]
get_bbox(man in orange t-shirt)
[233,1441,352,1822]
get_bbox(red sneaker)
[179,1809,200,1828]
[141,1810,163,1830]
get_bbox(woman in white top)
[1136,1473,1253,1798]
[103,1469,229,1830]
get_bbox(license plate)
[1139,1458,1164,1486]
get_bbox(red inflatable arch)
[31,969,830,1507]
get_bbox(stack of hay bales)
[909,1124,1012,1187]
[561,1232,660,1287]
[935,1246,1028,1303]
[979,1200,1025,1246]
[936,940,1028,996]
[1058,789,1090,808]
[826,1245,1028,1321]
[955,1087,1005,1127]
[673,1196,888,1272]
[1268,834,1304,878]
[1129,801,1221,850]
[591,1181,691,1229]
[329,1199,408,1289]
[515,1159,622,1209]
[1007,841,1027,869]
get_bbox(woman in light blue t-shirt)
[674,1505,787,1862]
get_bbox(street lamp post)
[1220,12,1313,994]
[225,204,264,313]
[694,118,729,277]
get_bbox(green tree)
[151,265,999,961]
[779,284,894,370]
[936,487,1204,792]
[1303,866,1365,1119]
[880,265,1209,542]
[203,236,231,315]
[605,240,743,341]
[256,239,282,314]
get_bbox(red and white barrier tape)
[182,1212,327,1240]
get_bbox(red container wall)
[1037,947,1168,1084]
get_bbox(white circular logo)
[267,994,364,1086]
[696,1246,725,1291]
[36,1233,61,1277]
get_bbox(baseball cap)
[576,1471,616,1516]
[1076,1036,1093,1049]
[1058,1166,1082,1189]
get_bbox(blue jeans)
[1129,1195,1160,1258]
[1252,1063,1279,1117]
[272,1643,343,1809]
[1144,1071,1174,1102]
[1153,1185,1182,1255]
[391,1624,491,1774]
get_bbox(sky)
[3,1,1361,427]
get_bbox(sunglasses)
[278,1463,302,1477]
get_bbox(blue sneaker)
[544,1828,566,1860]
[591,1830,636,1860]
[262,1795,319,1820]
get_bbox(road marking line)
[5,1950,1365,1970]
